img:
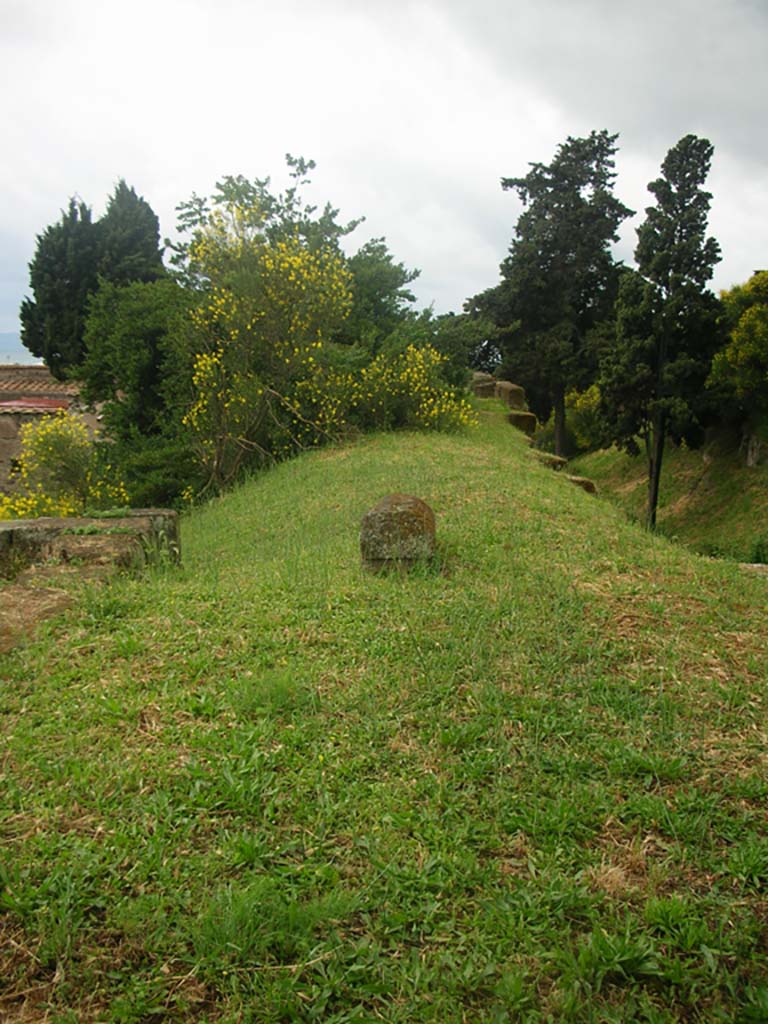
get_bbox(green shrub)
[0,411,128,520]
[106,433,200,508]
[292,343,476,447]
[534,385,605,456]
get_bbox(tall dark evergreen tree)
[493,131,633,455]
[20,183,165,376]
[20,199,101,378]
[599,134,723,529]
[98,180,165,284]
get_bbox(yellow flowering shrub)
[292,344,477,446]
[174,169,474,492]
[182,217,353,487]
[567,384,604,452]
[0,411,128,521]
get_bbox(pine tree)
[98,180,165,284]
[20,199,100,378]
[496,131,633,455]
[599,135,723,529]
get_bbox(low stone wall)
[0,509,180,580]
[495,381,527,410]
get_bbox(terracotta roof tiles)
[0,397,72,412]
[0,365,80,398]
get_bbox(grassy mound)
[2,410,768,1022]
[571,432,768,562]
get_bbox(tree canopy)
[20,199,101,378]
[171,169,354,489]
[98,180,165,285]
[20,182,165,376]
[334,237,419,350]
[80,278,189,440]
[709,270,768,464]
[491,130,633,454]
[599,134,723,528]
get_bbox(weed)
[727,838,768,889]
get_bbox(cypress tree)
[600,135,723,528]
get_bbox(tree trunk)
[646,412,666,530]
[553,384,567,458]
[744,432,762,468]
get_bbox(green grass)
[570,431,768,562]
[2,407,768,1021]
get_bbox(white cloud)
[1,0,766,332]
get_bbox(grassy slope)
[570,433,768,562]
[2,408,768,1022]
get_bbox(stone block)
[565,475,597,495]
[360,494,436,571]
[507,410,538,436]
[534,451,568,471]
[495,381,527,410]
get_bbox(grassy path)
[2,410,767,1021]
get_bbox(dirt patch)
[588,820,678,900]
[0,584,74,654]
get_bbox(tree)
[709,270,768,465]
[422,311,499,387]
[98,180,165,284]
[334,237,419,350]
[20,184,166,376]
[20,199,101,378]
[174,175,353,489]
[599,135,723,528]
[80,278,189,440]
[169,155,362,289]
[494,131,633,454]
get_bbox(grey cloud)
[0,1,61,47]
[1,0,766,332]
[432,0,768,167]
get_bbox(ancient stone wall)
[0,509,180,580]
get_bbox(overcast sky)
[1,0,766,356]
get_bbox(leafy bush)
[292,344,477,447]
[568,384,606,451]
[0,411,128,520]
[105,433,200,508]
[535,385,605,456]
[180,228,353,489]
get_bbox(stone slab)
[360,494,436,571]
[0,509,180,580]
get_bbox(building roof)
[0,365,80,398]
[0,397,72,413]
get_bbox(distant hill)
[0,331,40,365]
